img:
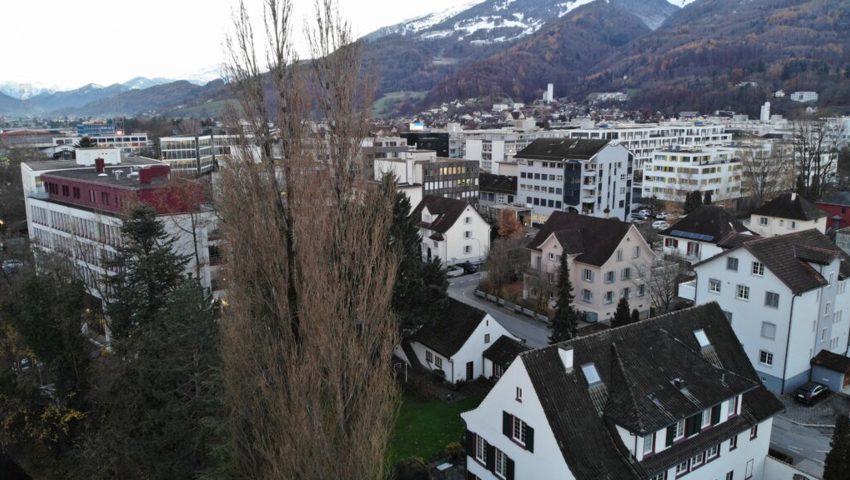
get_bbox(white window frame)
[758,350,773,366]
[494,449,507,479]
[761,322,777,340]
[582,289,593,304]
[642,433,654,455]
[674,419,685,441]
[676,460,689,475]
[435,356,443,368]
[745,459,754,479]
[727,257,739,271]
[709,278,721,293]
[736,285,750,301]
[759,217,768,226]
[583,269,594,282]
[604,291,614,305]
[511,416,527,445]
[751,261,765,276]
[638,284,646,297]
[475,434,487,463]
[634,246,641,258]
[622,267,631,281]
[765,291,779,308]
[707,444,720,460]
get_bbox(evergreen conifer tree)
[631,308,641,324]
[824,413,850,480]
[549,253,578,344]
[612,297,631,327]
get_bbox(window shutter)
[503,411,512,438]
[711,405,721,425]
[665,426,674,447]
[465,430,475,458]
[486,444,495,472]
[525,424,535,453]
[506,457,515,480]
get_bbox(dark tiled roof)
[811,350,850,374]
[753,193,827,221]
[716,231,758,249]
[527,212,631,266]
[515,138,610,161]
[479,172,517,195]
[520,303,781,480]
[483,336,530,370]
[411,195,471,234]
[410,298,486,358]
[660,206,750,243]
[819,191,850,207]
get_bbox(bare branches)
[739,141,793,207]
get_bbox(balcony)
[678,280,696,301]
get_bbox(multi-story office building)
[373,150,480,203]
[642,147,742,205]
[515,139,633,224]
[21,149,221,313]
[53,133,152,154]
[160,133,243,176]
[76,120,116,137]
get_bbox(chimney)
[95,158,105,173]
[559,347,574,372]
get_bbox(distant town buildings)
[790,91,819,103]
[642,147,742,206]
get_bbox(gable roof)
[520,303,781,480]
[483,336,531,371]
[819,191,850,207]
[410,298,487,358]
[811,349,850,374]
[528,212,632,266]
[515,138,610,161]
[716,231,758,249]
[695,229,850,295]
[752,192,827,221]
[479,172,517,195]
[411,195,471,234]
[660,206,750,243]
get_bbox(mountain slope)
[0,91,25,115]
[58,81,210,116]
[423,0,664,104]
[581,0,850,113]
[27,83,129,112]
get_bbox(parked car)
[631,212,649,221]
[794,382,830,405]
[655,211,671,220]
[446,266,465,278]
[652,221,671,230]
[1,259,23,274]
[459,261,479,274]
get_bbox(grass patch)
[389,394,482,465]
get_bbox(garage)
[810,350,850,394]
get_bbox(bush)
[391,457,432,480]
[445,442,465,463]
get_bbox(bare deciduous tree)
[739,141,793,207]
[793,116,846,201]
[644,258,685,315]
[484,235,526,297]
[219,1,399,479]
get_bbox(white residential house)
[685,230,850,393]
[524,212,655,322]
[516,139,634,224]
[413,195,490,266]
[407,299,520,384]
[659,206,756,264]
[748,192,827,236]
[462,303,782,480]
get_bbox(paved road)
[448,273,550,348]
[769,416,830,479]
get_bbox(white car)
[446,266,465,278]
[655,211,670,220]
[652,221,671,230]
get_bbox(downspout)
[780,294,799,394]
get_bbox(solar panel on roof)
[670,230,715,242]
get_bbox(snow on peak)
[557,0,599,18]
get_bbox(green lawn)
[389,394,482,465]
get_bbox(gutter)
[780,294,799,395]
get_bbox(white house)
[483,336,531,381]
[748,192,827,237]
[524,212,655,322]
[686,230,850,393]
[790,91,819,103]
[413,195,490,266]
[515,139,633,224]
[408,299,520,384]
[660,206,756,264]
[462,303,782,480]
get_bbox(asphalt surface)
[769,415,830,479]
[447,272,551,348]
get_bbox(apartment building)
[53,133,152,153]
[685,230,850,393]
[373,150,480,203]
[643,147,742,205]
[515,139,633,223]
[463,303,781,480]
[21,149,220,307]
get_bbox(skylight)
[694,329,711,348]
[581,363,602,385]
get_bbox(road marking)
[788,446,803,452]
[816,450,829,453]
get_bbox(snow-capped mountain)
[364,1,487,39]
[122,77,174,90]
[0,81,57,100]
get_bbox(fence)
[474,289,550,323]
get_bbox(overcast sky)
[0,0,460,90]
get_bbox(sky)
[0,0,461,90]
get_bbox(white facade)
[690,250,849,393]
[643,147,742,203]
[661,236,727,264]
[53,133,152,153]
[75,147,122,167]
[790,91,819,103]
[411,315,518,384]
[419,203,490,266]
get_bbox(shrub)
[391,457,432,480]
[445,442,465,462]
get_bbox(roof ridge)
[608,342,647,433]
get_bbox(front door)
[466,361,474,381]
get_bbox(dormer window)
[642,433,655,455]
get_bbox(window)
[583,269,594,282]
[707,444,720,460]
[691,452,704,468]
[465,216,472,224]
[465,231,472,238]
[765,291,779,308]
[621,268,631,280]
[435,356,443,368]
[751,261,765,276]
[728,396,738,418]
[736,285,750,300]
[674,419,685,440]
[745,459,754,479]
[516,387,522,402]
[493,364,504,379]
[604,291,614,305]
[758,351,773,366]
[634,246,641,258]
[511,416,527,445]
[729,434,738,450]
[726,472,734,480]
[475,434,487,463]
[617,249,623,261]
[582,289,593,304]
[642,433,655,455]
[604,271,615,283]
[791,221,797,229]
[494,449,507,478]
[686,242,700,258]
[621,288,631,300]
[759,217,768,226]
[484,334,491,344]
[464,246,472,254]
[727,257,739,271]
[676,460,689,476]
[761,322,777,340]
[426,351,433,363]
[638,285,646,297]
[709,279,721,293]
[665,238,679,248]
[649,474,664,480]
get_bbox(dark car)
[794,382,830,405]
[459,261,479,274]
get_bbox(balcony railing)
[678,280,696,301]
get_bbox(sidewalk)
[776,393,850,427]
